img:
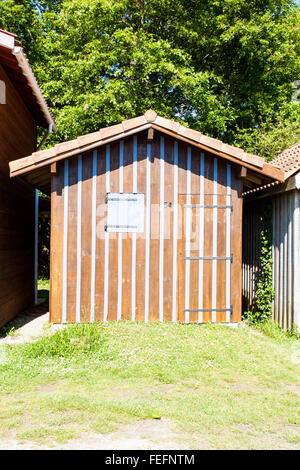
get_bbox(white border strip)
[159,136,165,321]
[185,147,192,323]
[212,158,218,322]
[144,142,151,322]
[104,145,110,321]
[62,160,69,323]
[198,153,205,323]
[172,142,178,322]
[90,150,97,322]
[76,155,82,323]
[132,136,138,321]
[226,164,231,322]
[117,141,124,321]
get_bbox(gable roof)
[271,142,300,179]
[0,29,56,129]
[9,110,284,182]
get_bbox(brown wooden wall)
[50,130,243,323]
[0,64,36,327]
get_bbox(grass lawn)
[0,314,299,449]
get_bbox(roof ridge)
[10,110,285,183]
[29,110,264,170]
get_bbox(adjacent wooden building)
[0,30,55,327]
[243,143,300,330]
[10,111,283,324]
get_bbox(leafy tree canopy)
[0,0,299,158]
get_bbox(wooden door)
[177,191,232,323]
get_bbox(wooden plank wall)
[243,191,300,331]
[0,64,36,327]
[50,130,243,323]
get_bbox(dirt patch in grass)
[37,383,62,394]
[0,419,207,450]
[285,385,300,397]
[230,382,260,393]
[107,387,138,398]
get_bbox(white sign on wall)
[106,193,145,233]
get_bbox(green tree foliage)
[0,0,299,152]
[234,103,300,161]
[0,1,39,57]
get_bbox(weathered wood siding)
[243,187,300,330]
[242,199,264,313]
[0,64,36,327]
[51,130,243,323]
[273,189,300,330]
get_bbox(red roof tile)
[271,143,300,179]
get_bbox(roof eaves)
[10,122,152,176]
[9,110,284,181]
[0,30,56,130]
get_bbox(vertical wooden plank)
[287,193,293,330]
[211,158,218,323]
[50,163,64,323]
[117,141,124,321]
[177,194,186,323]
[108,141,119,321]
[135,132,147,321]
[202,154,214,322]
[230,164,242,322]
[76,155,82,323]
[144,140,152,322]
[121,137,133,320]
[283,193,288,330]
[67,157,78,323]
[80,152,93,322]
[159,136,165,321]
[149,134,160,321]
[104,145,110,321]
[198,153,205,322]
[94,146,106,322]
[172,141,178,323]
[292,190,300,330]
[131,136,138,320]
[272,197,277,321]
[90,150,98,322]
[279,196,284,328]
[216,160,227,323]
[189,148,200,323]
[184,147,192,323]
[225,163,231,323]
[177,142,187,323]
[62,160,69,323]
[163,137,174,322]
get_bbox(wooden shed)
[10,111,283,324]
[0,30,55,327]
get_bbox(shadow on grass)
[0,296,49,339]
